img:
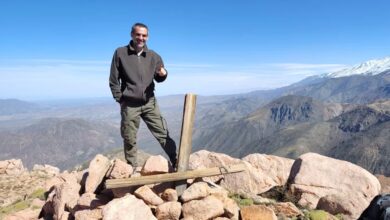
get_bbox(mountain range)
[0,56,389,174]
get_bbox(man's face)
[131,26,148,50]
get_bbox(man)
[109,23,177,168]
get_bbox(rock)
[76,192,108,210]
[102,194,157,220]
[240,205,277,220]
[85,154,111,193]
[242,153,294,189]
[213,194,239,220]
[141,155,169,175]
[181,182,210,202]
[107,159,133,179]
[33,164,60,177]
[53,177,81,219]
[289,152,381,219]
[152,181,175,196]
[189,150,281,194]
[41,190,56,217]
[45,176,65,192]
[59,211,70,220]
[74,209,103,220]
[161,188,178,202]
[214,218,230,220]
[0,159,25,175]
[156,201,182,220]
[134,185,164,206]
[111,187,136,198]
[317,194,353,217]
[271,202,303,218]
[182,195,224,220]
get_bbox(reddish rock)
[141,155,169,175]
[243,153,294,190]
[182,195,224,220]
[134,185,164,206]
[271,202,303,218]
[317,194,354,217]
[161,188,178,202]
[85,154,111,193]
[289,152,381,219]
[107,158,133,179]
[0,159,25,175]
[102,194,157,220]
[156,201,182,220]
[53,177,81,219]
[74,209,103,220]
[33,164,60,177]
[181,182,210,202]
[76,192,109,211]
[240,205,277,220]
[189,150,283,194]
[214,195,239,220]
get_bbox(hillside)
[193,95,351,155]
[0,118,122,170]
[213,103,390,175]
[0,99,42,115]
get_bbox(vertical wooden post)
[176,93,197,195]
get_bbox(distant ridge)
[324,56,390,78]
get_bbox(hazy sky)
[1,0,390,100]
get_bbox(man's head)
[131,23,149,51]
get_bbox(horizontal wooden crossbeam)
[105,163,246,189]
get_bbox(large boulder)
[189,150,289,194]
[242,153,294,188]
[102,194,157,220]
[289,152,381,220]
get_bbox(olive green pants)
[120,96,177,167]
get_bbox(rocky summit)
[0,150,388,220]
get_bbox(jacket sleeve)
[109,50,122,102]
[154,54,168,83]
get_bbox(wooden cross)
[105,93,246,194]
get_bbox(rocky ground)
[0,151,388,220]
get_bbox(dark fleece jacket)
[109,41,167,103]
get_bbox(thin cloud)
[0,59,349,99]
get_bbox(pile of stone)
[35,150,381,220]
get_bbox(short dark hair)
[131,23,148,34]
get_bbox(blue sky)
[1,0,390,100]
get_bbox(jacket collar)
[128,40,149,56]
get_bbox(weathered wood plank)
[175,93,197,195]
[105,163,246,189]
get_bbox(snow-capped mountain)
[324,57,390,78]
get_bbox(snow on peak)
[325,57,390,78]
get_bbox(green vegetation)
[229,193,254,207]
[301,209,344,220]
[29,188,46,200]
[0,200,30,218]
